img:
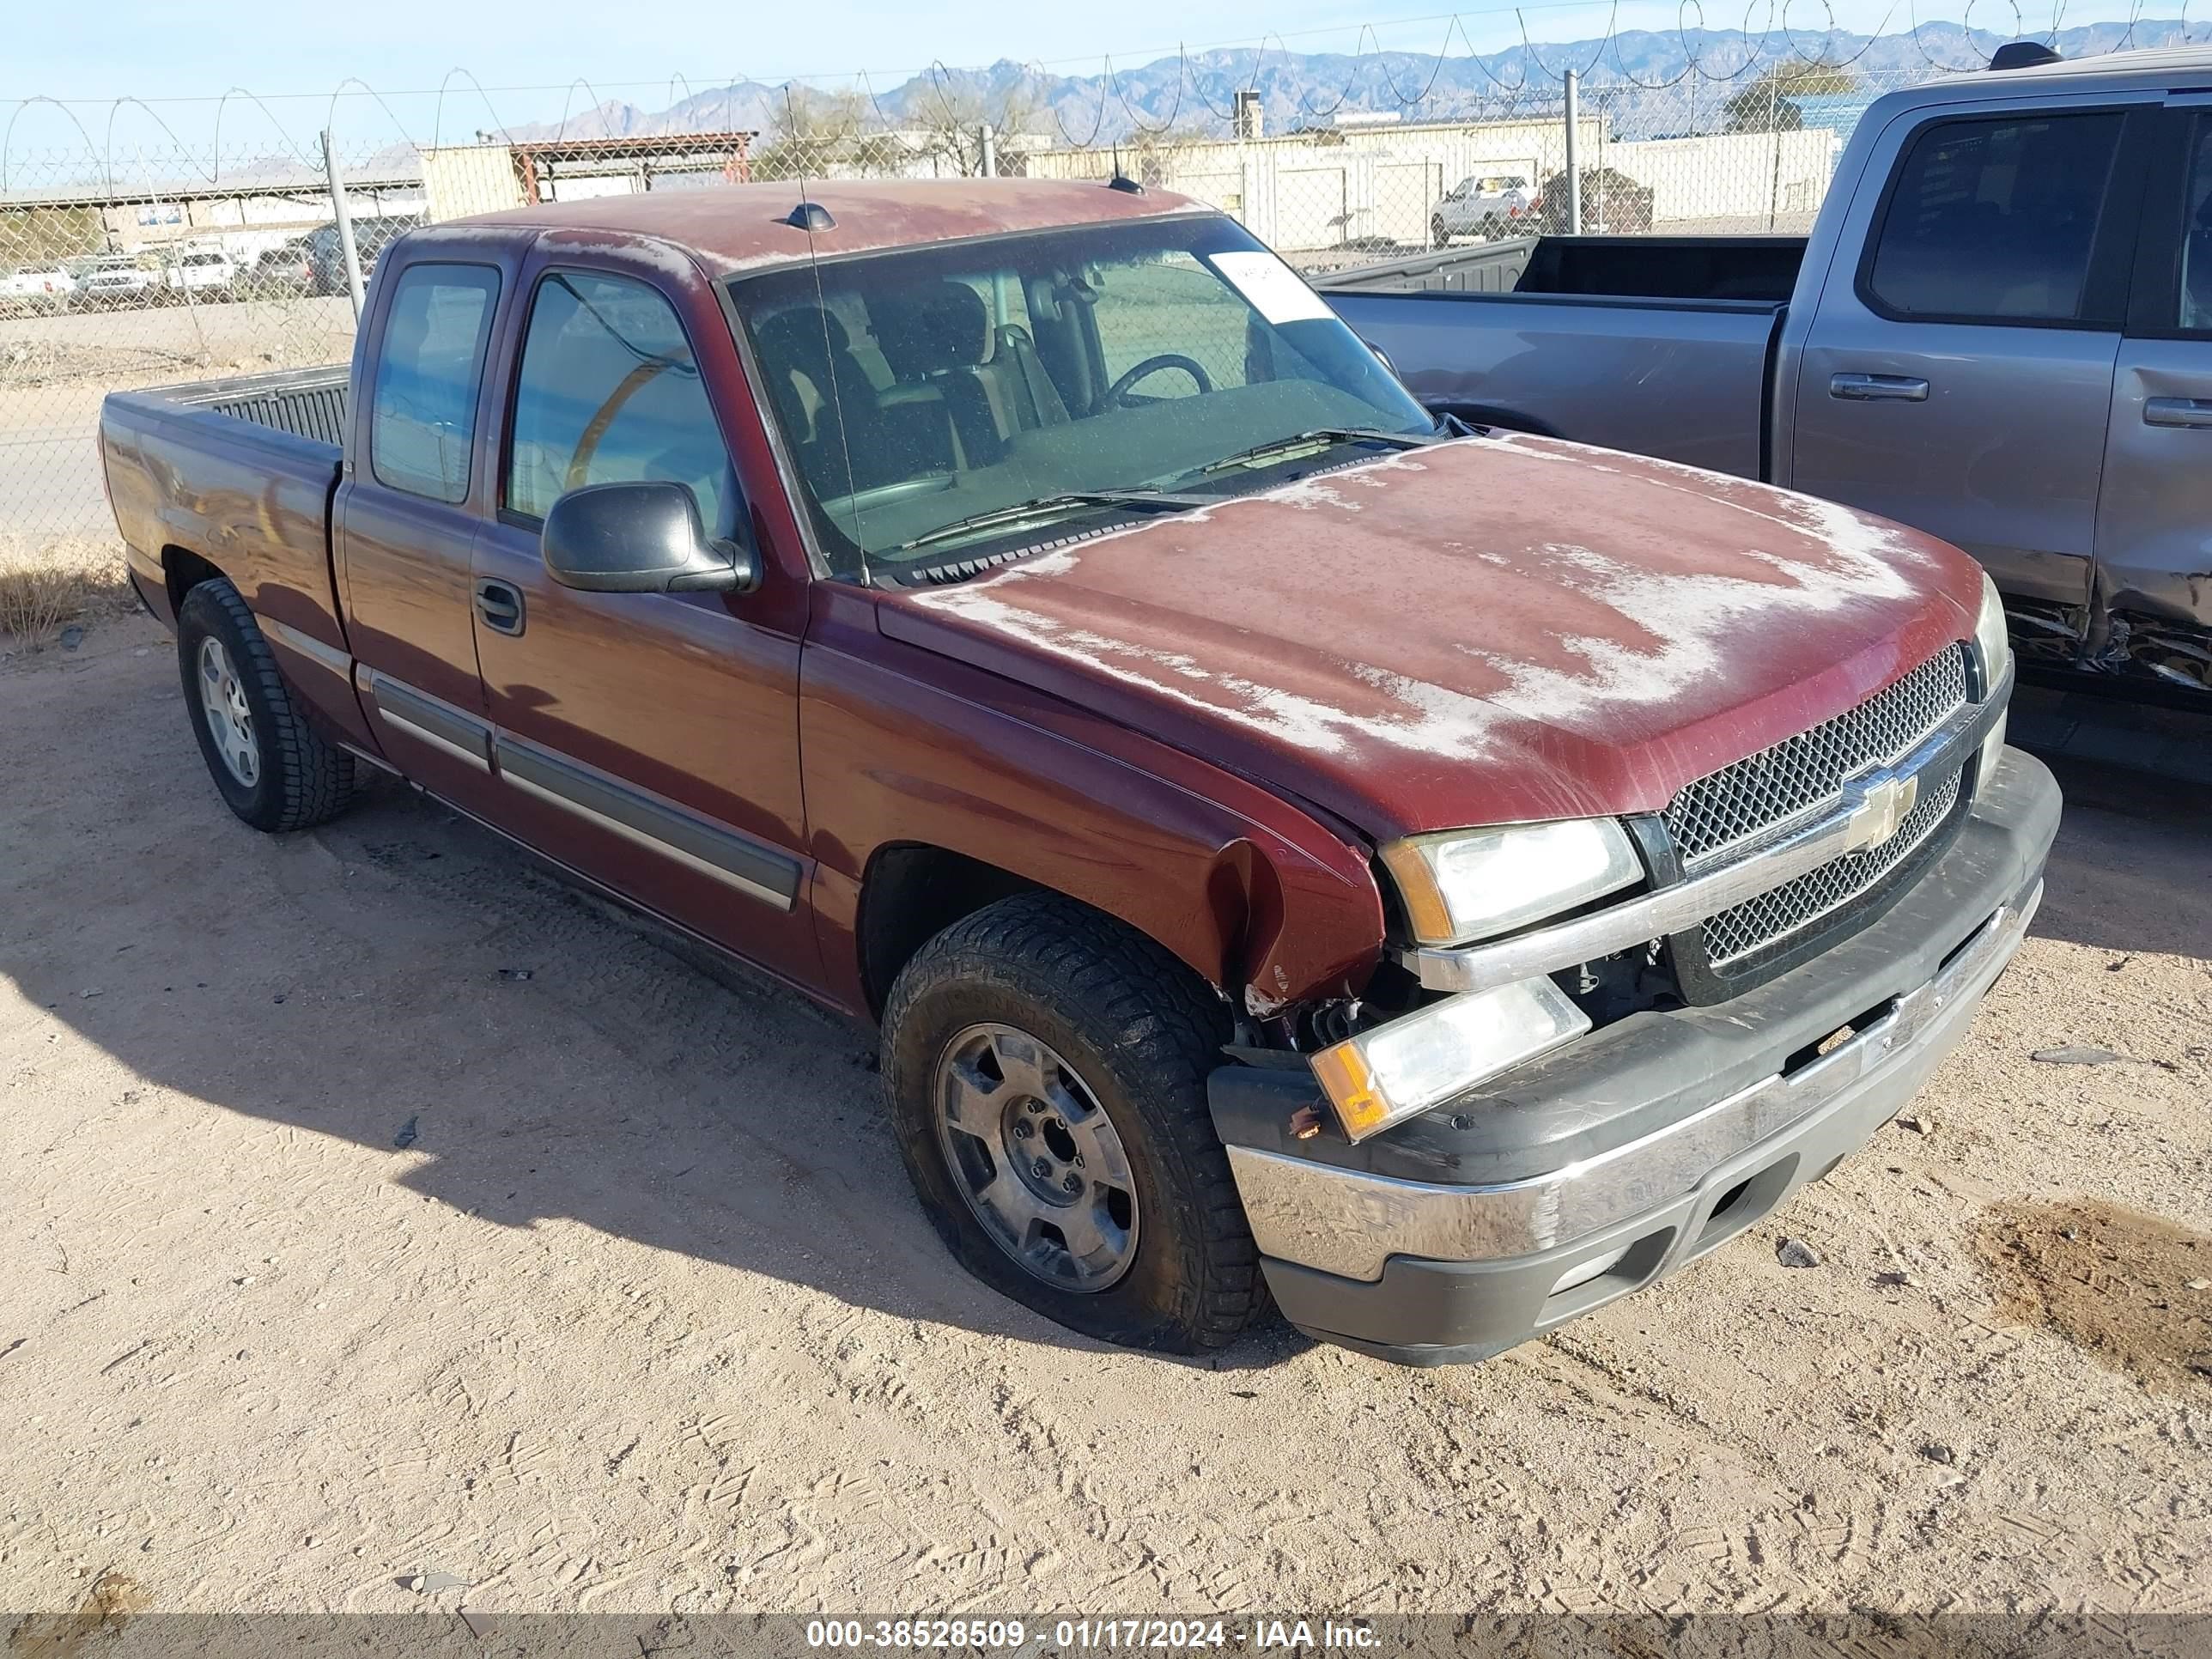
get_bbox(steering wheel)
[1102,353,1213,407]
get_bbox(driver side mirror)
[541,480,757,596]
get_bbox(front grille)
[1698,765,1961,965]
[1665,646,1970,868]
[1662,644,1973,981]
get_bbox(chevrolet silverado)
[1327,46,2212,702]
[99,178,2056,1365]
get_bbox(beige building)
[1024,113,1840,251]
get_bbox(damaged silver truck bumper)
[1208,748,2061,1367]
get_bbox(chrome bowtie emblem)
[1844,771,1920,852]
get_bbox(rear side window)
[2178,114,2212,333]
[368,263,500,503]
[1865,112,2124,325]
[504,270,732,532]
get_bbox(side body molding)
[357,665,800,913]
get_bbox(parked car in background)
[1328,46,2212,704]
[1430,173,1535,246]
[1536,167,1656,234]
[75,253,159,309]
[0,262,76,313]
[163,250,240,302]
[307,215,422,295]
[243,237,314,298]
[99,179,2051,1368]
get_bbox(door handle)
[474,578,526,637]
[2144,396,2212,428]
[1830,372,1929,403]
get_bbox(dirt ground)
[3,612,2209,1623]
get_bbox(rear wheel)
[176,578,359,832]
[881,893,1263,1353]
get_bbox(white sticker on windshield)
[1208,251,1335,325]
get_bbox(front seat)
[750,304,896,499]
[870,281,1006,469]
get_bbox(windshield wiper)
[1183,426,1439,480]
[894,489,1212,554]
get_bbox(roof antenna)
[1107,144,1144,194]
[782,84,866,584]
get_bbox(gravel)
[3,615,2208,1620]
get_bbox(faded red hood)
[874,434,1984,841]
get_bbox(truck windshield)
[727,214,1432,579]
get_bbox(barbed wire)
[551,79,611,143]
[211,88,317,170]
[3,0,2177,145]
[429,69,517,151]
[0,0,2192,204]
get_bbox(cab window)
[504,270,732,532]
[1864,112,2125,325]
[2179,114,2212,332]
[368,264,501,503]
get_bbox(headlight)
[1379,818,1643,948]
[1972,571,2014,781]
[1311,978,1590,1142]
[1972,570,2013,689]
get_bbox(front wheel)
[881,893,1263,1354]
[1430,215,1450,248]
[176,578,359,832]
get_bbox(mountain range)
[496,17,2197,149]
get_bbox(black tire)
[1430,215,1449,248]
[881,892,1263,1354]
[175,577,359,833]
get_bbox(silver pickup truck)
[1326,46,2212,702]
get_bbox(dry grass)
[0,534,137,648]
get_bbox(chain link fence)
[0,35,2123,544]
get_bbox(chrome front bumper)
[1231,881,2039,1286]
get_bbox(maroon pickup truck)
[100,179,2057,1366]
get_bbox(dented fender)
[799,584,1387,1019]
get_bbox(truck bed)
[1321,237,1804,481]
[101,365,356,689]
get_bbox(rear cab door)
[2094,94,2212,689]
[337,241,515,814]
[465,234,822,988]
[1785,87,2159,653]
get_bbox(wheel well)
[162,545,223,615]
[857,845,1046,1019]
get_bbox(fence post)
[979,122,997,179]
[1767,75,1781,232]
[321,129,366,320]
[1563,70,1583,234]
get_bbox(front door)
[468,261,818,987]
[2094,102,2212,690]
[1790,104,2148,648]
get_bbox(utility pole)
[1563,70,1583,234]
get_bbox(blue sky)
[3,0,2173,149]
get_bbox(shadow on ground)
[1,623,1311,1371]
[7,623,2208,1371]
